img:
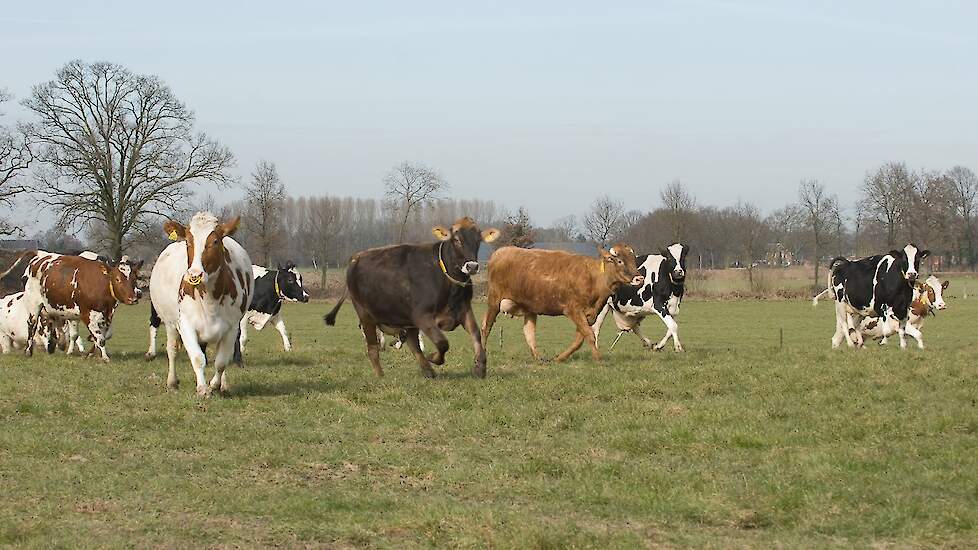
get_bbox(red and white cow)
[149,212,252,396]
[0,251,142,360]
[857,275,949,349]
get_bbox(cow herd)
[0,211,953,395]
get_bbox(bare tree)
[500,207,535,248]
[243,161,286,265]
[946,165,978,267]
[0,89,32,236]
[551,215,579,241]
[583,195,625,247]
[859,162,913,248]
[660,180,696,242]
[797,179,841,287]
[733,201,767,291]
[22,61,234,258]
[383,161,448,243]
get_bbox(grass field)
[1,284,977,548]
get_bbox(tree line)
[2,61,977,291]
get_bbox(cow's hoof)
[167,379,179,390]
[420,367,436,379]
[473,363,486,379]
[24,349,32,358]
[196,386,211,398]
[144,352,156,362]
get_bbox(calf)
[858,275,948,349]
[592,243,688,352]
[482,243,643,362]
[240,263,309,352]
[149,212,252,396]
[826,243,929,349]
[0,250,142,360]
[0,291,55,354]
[324,217,499,378]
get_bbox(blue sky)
[3,1,976,224]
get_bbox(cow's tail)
[0,250,38,282]
[323,287,347,326]
[812,287,832,307]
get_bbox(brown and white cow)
[481,243,644,362]
[858,275,949,349]
[149,212,252,396]
[0,250,142,360]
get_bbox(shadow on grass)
[232,377,334,397]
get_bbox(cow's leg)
[522,314,541,361]
[208,330,237,395]
[85,310,111,362]
[590,302,612,349]
[178,320,209,396]
[66,321,82,354]
[237,317,249,354]
[271,313,292,351]
[402,327,435,378]
[555,310,598,362]
[481,295,501,348]
[165,324,180,390]
[831,302,847,349]
[462,307,487,378]
[418,322,449,373]
[904,321,924,349]
[358,318,384,377]
[23,308,41,357]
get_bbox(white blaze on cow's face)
[901,243,930,282]
[667,243,686,280]
[164,212,240,287]
[926,275,948,310]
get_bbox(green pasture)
[1,287,977,548]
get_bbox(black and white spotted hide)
[239,262,310,352]
[591,243,688,352]
[827,243,929,349]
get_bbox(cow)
[857,275,948,349]
[0,250,142,360]
[823,243,929,349]
[481,243,644,362]
[591,243,688,352]
[323,217,500,378]
[0,291,55,354]
[149,212,252,396]
[240,263,309,352]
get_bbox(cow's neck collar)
[274,270,285,300]
[438,242,472,287]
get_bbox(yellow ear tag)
[168,230,178,240]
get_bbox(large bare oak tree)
[22,61,234,258]
[243,160,286,266]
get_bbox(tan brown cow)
[481,243,643,362]
[0,250,143,360]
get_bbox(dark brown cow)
[0,250,142,360]
[481,243,643,362]
[323,217,499,378]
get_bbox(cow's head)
[660,242,689,283]
[894,243,930,282]
[164,212,240,287]
[276,261,310,303]
[921,275,948,311]
[432,217,500,277]
[600,243,643,288]
[109,255,144,304]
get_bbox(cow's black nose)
[301,294,310,303]
[462,261,480,275]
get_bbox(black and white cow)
[592,243,688,352]
[239,263,310,352]
[826,243,929,349]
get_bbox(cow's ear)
[598,247,612,261]
[285,261,296,270]
[942,280,950,289]
[432,225,451,241]
[482,228,500,243]
[220,216,241,236]
[920,249,931,259]
[163,220,186,241]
